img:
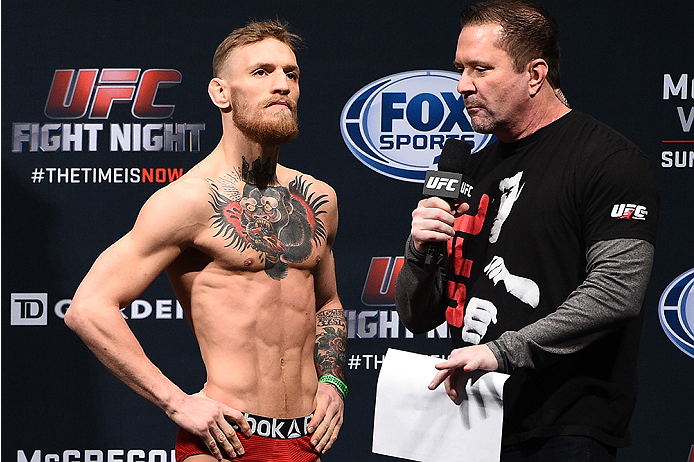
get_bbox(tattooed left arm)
[309,252,347,453]
[315,307,347,383]
[309,300,347,454]
[298,178,346,453]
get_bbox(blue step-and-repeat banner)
[2,1,693,461]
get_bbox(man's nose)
[271,72,291,94]
[457,72,475,96]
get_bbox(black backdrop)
[3,1,693,461]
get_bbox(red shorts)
[175,413,319,462]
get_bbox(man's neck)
[218,127,282,187]
[497,94,571,143]
[241,154,279,186]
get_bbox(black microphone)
[421,138,474,271]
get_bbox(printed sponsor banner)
[659,268,694,359]
[3,2,693,462]
[340,70,493,182]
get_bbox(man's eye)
[253,69,267,76]
[287,72,298,81]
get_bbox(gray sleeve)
[487,238,655,373]
[394,235,448,333]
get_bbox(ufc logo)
[422,170,465,200]
[45,68,182,120]
[426,176,460,192]
[611,203,648,220]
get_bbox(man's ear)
[208,77,231,109]
[527,58,549,97]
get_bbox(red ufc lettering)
[45,68,182,120]
[362,256,405,306]
[445,194,489,327]
[133,69,184,119]
[446,241,472,327]
[44,69,99,119]
[90,69,140,118]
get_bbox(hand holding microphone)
[410,139,474,271]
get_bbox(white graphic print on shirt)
[462,171,540,344]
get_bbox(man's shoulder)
[138,174,216,232]
[279,166,337,199]
[557,111,639,150]
[149,174,212,206]
[277,166,339,237]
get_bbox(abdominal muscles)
[180,267,319,418]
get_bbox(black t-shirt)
[443,110,659,446]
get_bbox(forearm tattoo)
[315,308,347,382]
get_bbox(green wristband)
[318,374,348,400]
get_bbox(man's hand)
[428,345,499,402]
[484,256,510,286]
[410,197,469,253]
[307,382,344,454]
[484,255,540,308]
[461,297,498,344]
[168,391,251,461]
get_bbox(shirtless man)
[65,20,347,462]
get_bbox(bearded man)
[66,20,346,462]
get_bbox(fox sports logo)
[340,70,493,183]
[659,268,694,359]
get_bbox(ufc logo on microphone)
[422,170,475,201]
[426,175,460,192]
[423,171,463,200]
[45,68,182,120]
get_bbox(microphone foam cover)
[437,138,472,174]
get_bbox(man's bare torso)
[163,161,334,419]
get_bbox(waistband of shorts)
[231,412,314,439]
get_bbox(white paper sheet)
[372,348,510,462]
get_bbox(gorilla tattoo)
[208,171,328,280]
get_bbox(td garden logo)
[340,70,493,182]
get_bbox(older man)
[395,2,658,461]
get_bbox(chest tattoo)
[208,170,328,280]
